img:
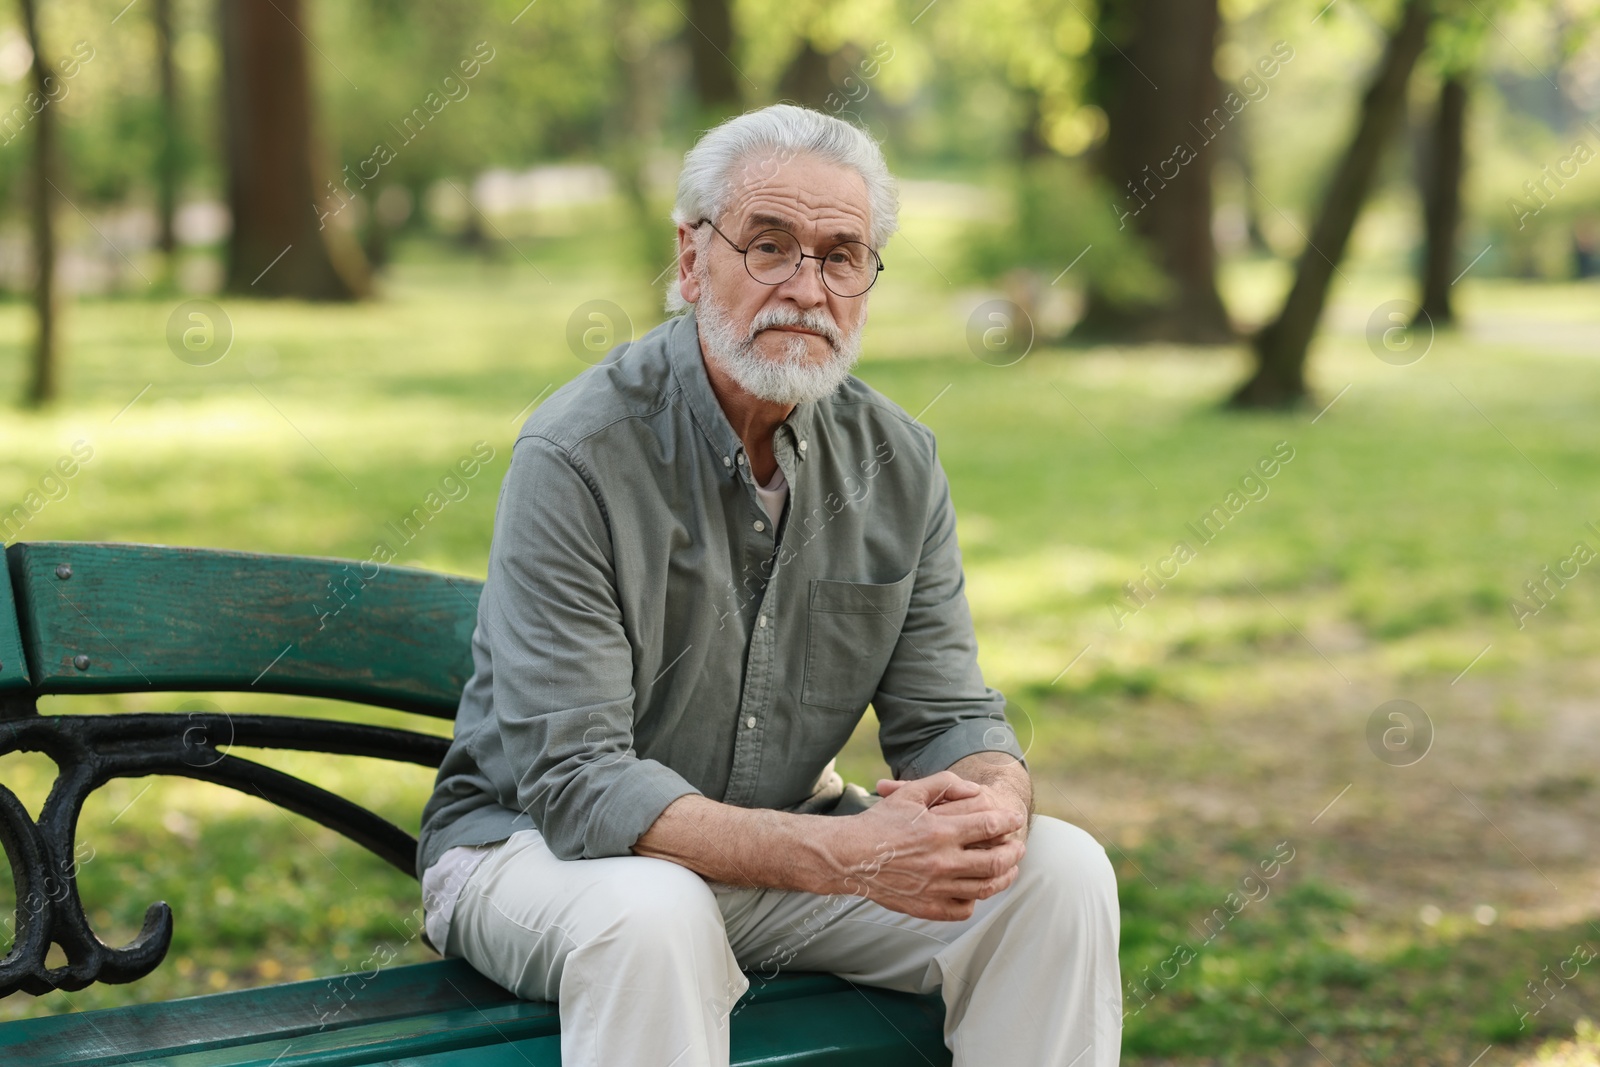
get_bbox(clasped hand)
[826,770,1027,921]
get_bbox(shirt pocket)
[801,569,917,713]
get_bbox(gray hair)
[665,104,899,312]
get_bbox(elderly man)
[417,104,1122,1067]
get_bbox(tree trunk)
[775,40,833,111]
[154,0,179,261]
[1230,0,1433,408]
[19,0,57,408]
[684,0,739,118]
[1075,0,1233,344]
[607,0,671,283]
[220,0,369,299]
[1016,85,1051,161]
[1226,120,1272,255]
[1416,76,1467,326]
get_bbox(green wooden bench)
[0,541,950,1066]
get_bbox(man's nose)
[773,256,828,308]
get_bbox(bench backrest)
[0,549,25,695]
[4,541,481,716]
[0,541,482,999]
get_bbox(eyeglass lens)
[743,229,878,297]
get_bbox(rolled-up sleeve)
[485,435,702,860]
[873,441,1027,781]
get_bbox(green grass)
[2,208,1599,1064]
[1112,833,1600,1062]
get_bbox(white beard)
[694,276,865,406]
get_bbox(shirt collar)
[668,307,817,478]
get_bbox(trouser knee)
[1013,815,1120,918]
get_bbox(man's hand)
[877,776,1029,848]
[881,751,1033,847]
[819,770,1027,922]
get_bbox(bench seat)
[0,959,950,1066]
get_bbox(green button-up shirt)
[416,307,1025,875]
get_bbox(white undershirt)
[754,461,789,526]
[422,461,793,953]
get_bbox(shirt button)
[753,520,765,532]
[798,440,808,452]
[723,456,732,468]
[744,715,757,728]
[758,615,768,628]
[736,453,746,465]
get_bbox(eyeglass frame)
[692,217,885,298]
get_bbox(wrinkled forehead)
[719,151,872,243]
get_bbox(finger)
[914,794,999,818]
[946,864,1021,901]
[896,898,971,922]
[938,898,978,921]
[944,839,1026,880]
[881,895,963,922]
[926,773,984,805]
[963,833,1019,851]
[875,778,905,796]
[928,786,985,807]
[939,807,1026,846]
[886,772,982,807]
[921,798,1027,851]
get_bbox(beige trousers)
[445,814,1122,1067]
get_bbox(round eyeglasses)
[695,218,884,298]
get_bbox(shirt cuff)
[897,717,1028,782]
[577,757,705,860]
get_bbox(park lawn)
[1,222,1599,1064]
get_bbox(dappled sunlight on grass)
[1518,1021,1600,1067]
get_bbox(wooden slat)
[729,988,949,1066]
[5,542,481,717]
[310,991,947,1067]
[97,1000,563,1067]
[0,960,948,1067]
[0,546,29,693]
[0,959,524,1065]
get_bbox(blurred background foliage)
[0,0,1591,319]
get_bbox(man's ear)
[677,224,701,304]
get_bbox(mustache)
[748,305,843,350]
